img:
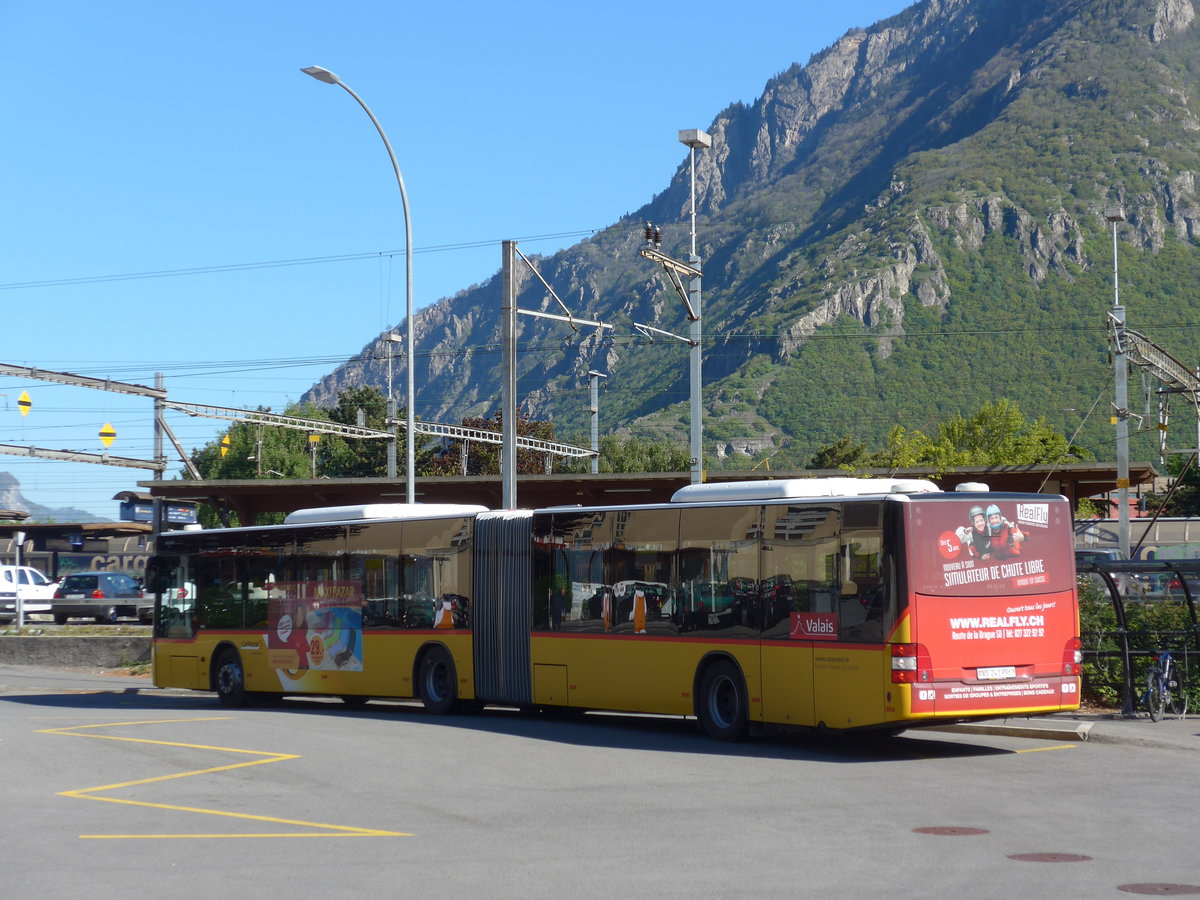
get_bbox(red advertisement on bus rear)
[905,496,1075,597]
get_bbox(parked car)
[1075,548,1137,597]
[0,584,15,625]
[0,565,58,617]
[1161,572,1200,600]
[137,584,195,625]
[1074,548,1163,599]
[51,573,142,624]
[1075,548,1128,567]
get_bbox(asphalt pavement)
[3,663,1198,751]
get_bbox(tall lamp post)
[639,129,711,484]
[302,65,416,503]
[1105,205,1130,558]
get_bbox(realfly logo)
[790,611,838,640]
[949,614,1045,629]
[1016,503,1050,526]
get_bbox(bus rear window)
[904,497,1075,597]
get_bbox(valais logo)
[790,612,838,641]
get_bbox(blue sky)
[1,0,910,519]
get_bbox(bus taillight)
[1062,637,1083,675]
[891,643,932,684]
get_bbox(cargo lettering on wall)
[13,553,149,577]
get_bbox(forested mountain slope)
[305,0,1200,468]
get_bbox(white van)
[0,565,59,620]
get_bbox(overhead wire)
[0,230,599,292]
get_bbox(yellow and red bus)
[149,478,1080,739]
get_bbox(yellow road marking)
[1013,743,1077,753]
[40,718,411,840]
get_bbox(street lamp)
[639,130,710,484]
[301,65,417,503]
[1105,205,1130,558]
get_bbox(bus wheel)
[418,647,459,715]
[698,660,749,742]
[214,650,248,707]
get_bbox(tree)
[322,386,391,478]
[422,411,560,476]
[807,400,1091,470]
[807,435,871,470]
[1145,455,1200,517]
[188,401,333,483]
[595,435,691,473]
[933,399,1088,467]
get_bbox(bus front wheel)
[418,647,459,715]
[214,650,247,707]
[697,660,749,742]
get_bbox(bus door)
[759,504,843,728]
[810,503,888,729]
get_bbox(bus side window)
[838,504,884,642]
[149,557,197,639]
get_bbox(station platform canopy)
[138,461,1157,527]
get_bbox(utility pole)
[588,370,607,475]
[1106,205,1131,558]
[681,129,708,485]
[500,241,612,506]
[502,240,518,508]
[384,332,403,479]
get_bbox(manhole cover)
[913,826,989,836]
[1117,885,1200,896]
[1007,853,1092,863]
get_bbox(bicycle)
[1145,649,1188,722]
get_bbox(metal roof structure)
[137,461,1158,525]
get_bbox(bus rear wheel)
[698,660,749,742]
[214,650,248,707]
[418,647,459,715]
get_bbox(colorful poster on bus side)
[265,581,364,672]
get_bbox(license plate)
[977,666,1016,680]
[64,593,86,600]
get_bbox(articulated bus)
[149,478,1081,740]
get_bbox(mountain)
[304,0,1200,469]
[0,472,107,523]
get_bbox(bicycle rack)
[1077,559,1200,717]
